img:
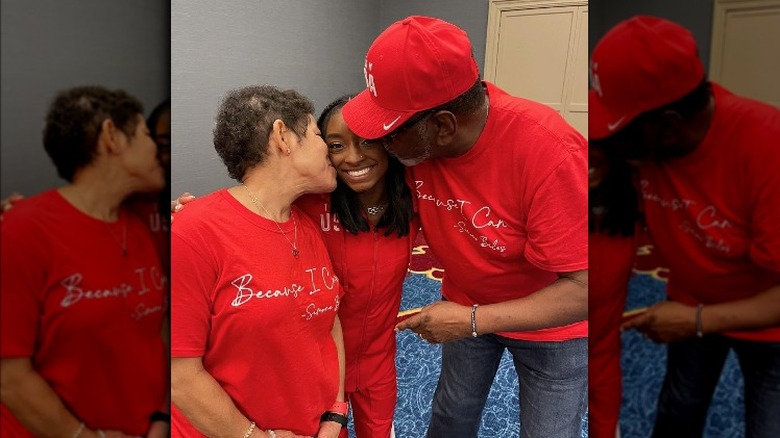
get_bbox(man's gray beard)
[398,123,432,167]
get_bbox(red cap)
[589,16,705,139]
[342,15,479,140]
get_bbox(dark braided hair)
[317,95,414,237]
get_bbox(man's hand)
[620,301,698,343]
[395,301,472,343]
[170,192,196,222]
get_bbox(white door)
[710,0,780,107]
[485,0,588,135]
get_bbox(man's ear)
[97,119,123,154]
[432,111,457,146]
[659,110,683,147]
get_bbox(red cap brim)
[588,89,642,140]
[341,89,418,140]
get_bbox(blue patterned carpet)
[620,255,745,438]
[344,243,588,437]
[343,241,744,437]
[393,271,522,437]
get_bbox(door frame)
[484,0,588,82]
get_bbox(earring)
[287,149,291,155]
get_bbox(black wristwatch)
[320,411,348,428]
[149,411,170,423]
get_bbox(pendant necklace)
[242,183,300,259]
[71,188,127,257]
[365,204,386,216]
[105,213,128,257]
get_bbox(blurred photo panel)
[1,1,171,436]
[170,1,589,437]
[588,1,780,437]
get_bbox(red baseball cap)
[589,16,705,139]
[342,15,479,140]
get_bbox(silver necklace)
[242,184,299,259]
[366,205,386,216]
[71,188,127,256]
[105,213,128,257]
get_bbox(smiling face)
[325,109,389,195]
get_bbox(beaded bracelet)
[71,422,85,438]
[695,304,704,338]
[242,421,256,438]
[471,304,479,337]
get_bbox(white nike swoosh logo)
[383,116,402,131]
[607,116,626,131]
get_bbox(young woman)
[296,95,418,438]
[587,139,642,438]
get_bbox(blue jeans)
[426,334,588,438]
[652,335,780,438]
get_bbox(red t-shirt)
[588,230,638,438]
[296,193,419,393]
[639,84,780,342]
[126,195,170,275]
[409,82,588,341]
[170,190,342,437]
[0,190,168,436]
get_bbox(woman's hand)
[0,192,24,220]
[270,430,313,438]
[315,421,342,438]
[170,192,196,222]
[145,419,169,438]
[81,429,137,438]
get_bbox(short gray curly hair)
[213,85,314,181]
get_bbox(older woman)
[170,85,345,438]
[0,86,169,437]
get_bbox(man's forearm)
[702,284,780,334]
[477,269,588,334]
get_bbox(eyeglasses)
[375,109,437,150]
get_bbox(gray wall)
[0,0,170,198]
[589,0,714,71]
[379,0,488,74]
[172,0,489,197]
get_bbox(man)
[342,15,588,438]
[591,16,780,437]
